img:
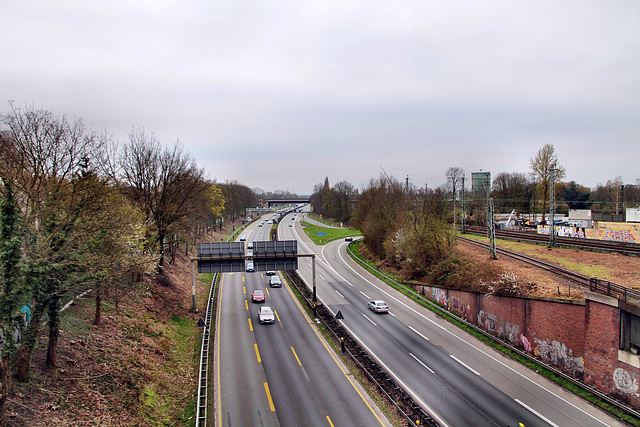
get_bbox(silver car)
[258,306,275,324]
[368,300,388,313]
[269,275,282,288]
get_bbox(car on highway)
[258,306,275,324]
[368,300,388,313]
[247,242,253,249]
[259,222,263,227]
[251,290,265,303]
[266,270,276,276]
[239,235,247,241]
[288,223,293,227]
[345,237,353,242]
[269,275,282,288]
[246,262,254,272]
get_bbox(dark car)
[345,237,353,242]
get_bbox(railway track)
[464,225,640,256]
[458,235,640,307]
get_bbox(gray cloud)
[2,0,639,194]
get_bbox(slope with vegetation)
[0,104,253,424]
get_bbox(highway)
[283,209,626,427]
[214,213,389,426]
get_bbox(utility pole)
[489,198,497,259]
[406,175,409,192]
[452,177,457,231]
[549,168,556,247]
[461,176,466,234]
[616,185,624,215]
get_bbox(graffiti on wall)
[432,288,448,307]
[449,297,470,317]
[477,310,521,344]
[539,226,585,238]
[600,229,637,243]
[521,334,532,353]
[534,338,584,378]
[614,368,639,396]
[0,305,31,349]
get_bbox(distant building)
[471,171,491,199]
[627,207,640,223]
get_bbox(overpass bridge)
[264,198,309,208]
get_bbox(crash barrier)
[195,273,217,427]
[284,269,437,427]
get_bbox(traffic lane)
[327,299,495,426]
[248,272,388,426]
[216,272,279,427]
[326,280,551,426]
[362,305,551,427]
[246,273,380,425]
[328,241,623,427]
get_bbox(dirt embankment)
[3,225,233,426]
[457,238,640,300]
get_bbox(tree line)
[310,144,639,286]
[0,104,258,421]
[313,144,639,228]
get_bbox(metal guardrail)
[195,272,218,427]
[590,277,640,304]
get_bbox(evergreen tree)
[0,180,25,422]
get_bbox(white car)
[266,270,276,276]
[368,300,388,313]
[258,306,275,324]
[246,262,254,272]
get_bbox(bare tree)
[446,167,464,228]
[352,175,408,259]
[529,144,565,222]
[118,128,209,266]
[491,172,536,214]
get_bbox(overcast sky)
[2,0,639,195]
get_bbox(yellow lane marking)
[284,282,313,325]
[216,274,226,425]
[327,416,335,427]
[242,276,245,283]
[254,343,261,362]
[291,347,302,366]
[275,310,281,322]
[243,286,246,294]
[245,300,248,310]
[264,382,275,411]
[265,287,270,296]
[284,278,386,426]
[248,318,253,331]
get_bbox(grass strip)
[300,220,361,245]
